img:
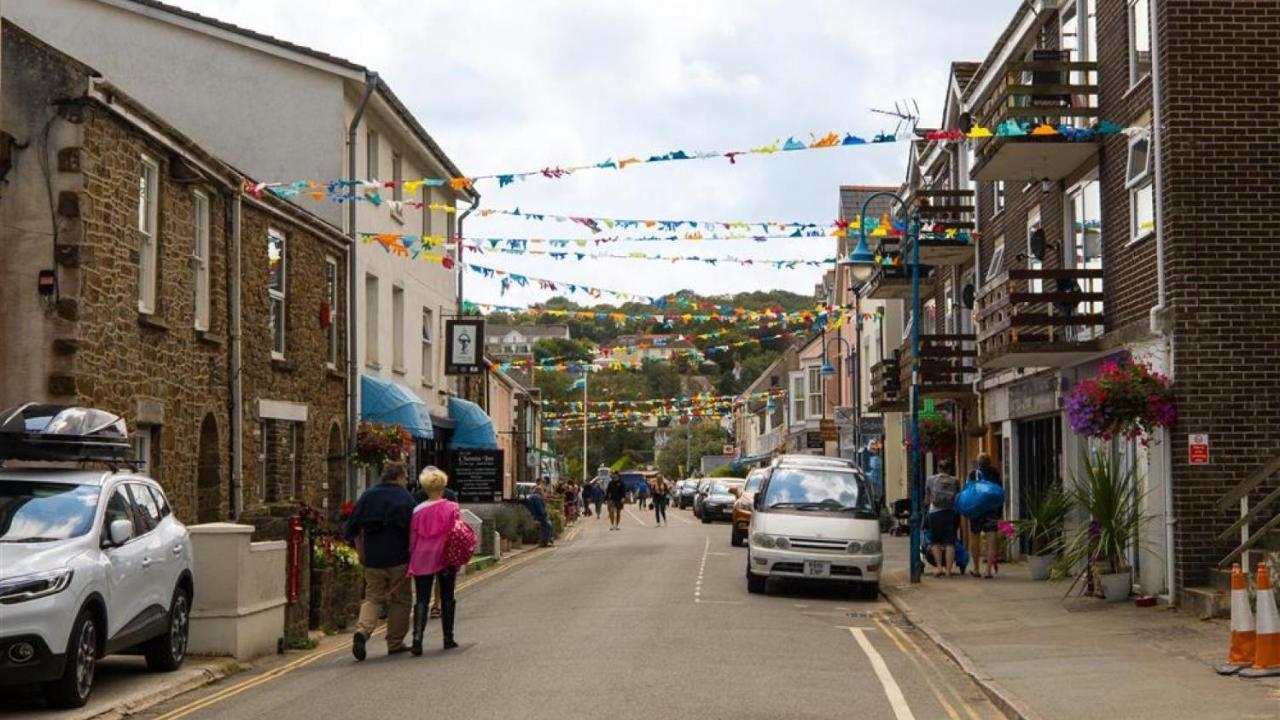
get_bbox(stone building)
[0,21,347,525]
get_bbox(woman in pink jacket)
[408,467,461,654]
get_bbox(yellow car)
[731,468,767,547]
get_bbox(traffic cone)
[1240,562,1280,678]
[1216,564,1254,675]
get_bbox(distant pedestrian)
[344,462,415,660]
[967,454,1004,579]
[605,469,627,530]
[637,480,650,510]
[925,458,960,578]
[651,476,670,526]
[525,485,554,547]
[408,467,462,654]
[591,467,609,519]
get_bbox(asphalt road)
[136,504,1006,720]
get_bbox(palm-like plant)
[1055,447,1149,580]
[1016,480,1072,556]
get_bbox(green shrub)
[549,508,565,537]
[493,506,520,541]
[517,505,541,544]
[710,464,737,478]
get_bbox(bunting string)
[465,243,834,269]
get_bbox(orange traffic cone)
[1216,563,1255,675]
[1241,562,1280,678]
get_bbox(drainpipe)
[229,192,243,519]
[347,72,378,492]
[456,191,479,313]
[1148,0,1176,605]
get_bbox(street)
[133,508,1003,720]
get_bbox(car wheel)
[145,586,190,671]
[746,565,767,595]
[730,528,745,547]
[853,582,880,601]
[44,608,98,708]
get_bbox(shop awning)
[360,374,433,439]
[446,396,497,449]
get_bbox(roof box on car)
[0,404,131,463]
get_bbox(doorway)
[326,423,345,517]
[1015,416,1062,546]
[196,413,221,523]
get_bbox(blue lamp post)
[843,192,924,585]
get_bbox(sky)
[178,0,1021,308]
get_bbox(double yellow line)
[155,536,573,720]
[870,614,989,720]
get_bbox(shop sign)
[1009,374,1059,418]
[1189,434,1210,465]
[445,318,485,375]
[448,448,504,502]
[806,431,826,449]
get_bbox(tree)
[533,337,594,363]
[656,421,726,479]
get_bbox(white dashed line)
[625,507,649,527]
[848,627,917,720]
[694,535,709,603]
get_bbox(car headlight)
[0,569,74,604]
[862,540,882,554]
[751,533,776,549]
[774,536,791,550]
[846,541,863,554]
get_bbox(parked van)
[745,455,881,599]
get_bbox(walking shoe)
[387,646,410,656]
[352,632,368,661]
[443,639,459,650]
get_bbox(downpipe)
[346,72,378,494]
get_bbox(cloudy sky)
[179,0,1020,308]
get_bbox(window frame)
[365,273,380,368]
[1129,179,1156,244]
[1126,129,1155,243]
[366,129,379,181]
[806,365,824,419]
[324,256,339,369]
[133,426,152,477]
[992,180,1006,216]
[984,236,1007,287]
[288,422,301,500]
[391,285,406,373]
[267,228,287,360]
[390,152,404,223]
[192,189,211,331]
[138,154,160,314]
[1128,0,1152,87]
[789,371,806,423]
[421,306,435,388]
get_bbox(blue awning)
[447,397,497,449]
[360,375,433,439]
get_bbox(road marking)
[874,616,985,720]
[871,617,966,720]
[694,535,709,603]
[848,627,917,720]
[671,512,693,525]
[624,507,649,527]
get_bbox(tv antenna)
[870,99,920,137]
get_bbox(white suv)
[0,406,194,708]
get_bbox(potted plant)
[1055,447,1148,602]
[352,421,413,471]
[1016,480,1071,581]
[1065,355,1176,443]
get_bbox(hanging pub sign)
[445,318,485,375]
[448,448,504,503]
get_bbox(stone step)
[1208,567,1234,592]
[1179,585,1230,620]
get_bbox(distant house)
[596,334,698,367]
[484,324,571,358]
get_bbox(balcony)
[915,189,975,266]
[970,57,1100,182]
[868,356,906,413]
[862,263,935,301]
[975,268,1105,369]
[899,334,977,400]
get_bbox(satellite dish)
[1028,227,1046,261]
[961,284,976,309]
[958,112,973,133]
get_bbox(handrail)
[1217,453,1280,511]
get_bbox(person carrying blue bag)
[957,453,1005,578]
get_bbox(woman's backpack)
[443,518,478,569]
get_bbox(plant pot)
[1028,554,1054,581]
[500,538,512,553]
[1100,571,1131,602]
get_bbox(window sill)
[391,209,404,225]
[421,379,435,390]
[271,357,295,373]
[391,365,407,376]
[1127,230,1155,247]
[138,312,168,332]
[326,367,345,382]
[1123,74,1152,102]
[366,360,382,371]
[196,330,225,348]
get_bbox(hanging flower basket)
[1065,357,1176,441]
[352,421,413,469]
[910,415,957,459]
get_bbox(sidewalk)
[881,537,1280,720]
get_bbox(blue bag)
[956,477,1005,519]
[922,528,970,572]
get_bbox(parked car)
[731,469,767,546]
[745,455,881,600]
[699,479,744,524]
[676,479,700,509]
[515,482,537,499]
[692,477,717,518]
[0,404,195,708]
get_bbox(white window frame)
[257,421,268,501]
[267,229,287,360]
[1026,207,1043,292]
[134,425,153,477]
[1128,0,1152,87]
[421,306,435,387]
[391,285,406,373]
[324,256,338,369]
[789,371,806,423]
[366,129,379,180]
[422,187,435,238]
[365,273,380,368]
[807,365,824,419]
[1126,129,1155,243]
[993,180,1006,216]
[390,152,404,223]
[984,235,1006,287]
[138,154,159,314]
[288,422,300,500]
[943,280,956,335]
[192,189,211,331]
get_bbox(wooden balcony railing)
[899,334,977,399]
[975,268,1105,368]
[868,355,906,412]
[863,263,935,301]
[915,188,975,266]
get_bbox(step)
[1179,585,1230,620]
[1208,567,1233,592]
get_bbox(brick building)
[0,21,347,525]
[852,0,1279,609]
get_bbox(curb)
[86,657,243,720]
[880,587,1045,720]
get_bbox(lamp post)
[842,192,924,585]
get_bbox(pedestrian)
[924,458,960,578]
[967,453,1004,579]
[408,467,462,654]
[651,475,669,526]
[637,479,649,510]
[525,483,554,546]
[591,466,609,519]
[605,468,627,530]
[343,462,415,660]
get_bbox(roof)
[961,1,1037,102]
[951,61,981,93]
[609,334,697,350]
[485,324,571,340]
[839,185,898,223]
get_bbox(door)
[142,484,184,605]
[1014,417,1062,552]
[100,485,150,639]
[126,483,168,619]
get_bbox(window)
[391,153,403,223]
[267,229,287,359]
[133,425,159,481]
[1026,207,1043,292]
[1127,130,1155,241]
[365,273,380,367]
[138,155,159,313]
[324,257,339,368]
[1129,0,1151,85]
[366,129,379,180]
[422,188,435,238]
[392,286,406,372]
[128,484,162,534]
[807,366,824,418]
[789,371,806,423]
[923,299,937,335]
[943,281,956,335]
[102,488,135,544]
[147,485,171,519]
[257,421,268,501]
[288,423,302,500]
[985,235,1006,286]
[192,190,211,331]
[993,180,1006,215]
[421,307,435,386]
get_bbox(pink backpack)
[443,518,477,568]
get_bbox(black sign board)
[858,415,886,436]
[448,448,504,503]
[805,431,826,450]
[445,318,485,375]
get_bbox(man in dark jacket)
[605,471,627,530]
[344,462,415,660]
[525,485,553,547]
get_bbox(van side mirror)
[106,519,133,547]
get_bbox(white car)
[0,405,194,708]
[745,456,882,600]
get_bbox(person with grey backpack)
[924,458,960,577]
